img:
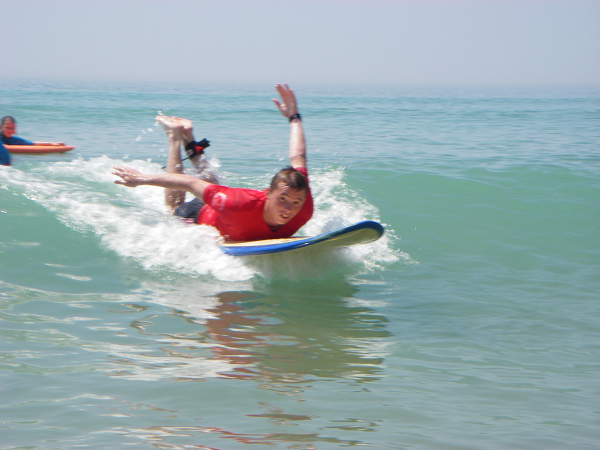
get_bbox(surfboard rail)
[220,220,384,256]
[5,145,74,154]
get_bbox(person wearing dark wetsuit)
[0,142,10,166]
[0,116,64,146]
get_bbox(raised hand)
[272,83,298,119]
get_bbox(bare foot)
[155,115,183,136]
[172,117,194,142]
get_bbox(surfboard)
[220,220,384,256]
[5,145,74,154]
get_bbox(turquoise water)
[1,82,599,449]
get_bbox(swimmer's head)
[1,116,16,139]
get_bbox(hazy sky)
[1,0,598,87]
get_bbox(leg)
[174,117,219,184]
[177,117,195,148]
[156,115,186,210]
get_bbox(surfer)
[113,83,313,242]
[0,116,64,146]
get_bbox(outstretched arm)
[33,141,65,146]
[113,166,211,202]
[272,84,306,169]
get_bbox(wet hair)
[1,116,16,126]
[270,166,307,192]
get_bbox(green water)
[0,82,598,449]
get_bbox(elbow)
[290,155,306,168]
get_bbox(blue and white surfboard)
[220,220,384,256]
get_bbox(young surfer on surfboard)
[113,84,313,242]
[0,116,65,146]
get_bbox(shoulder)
[0,143,10,165]
[294,167,310,189]
[203,184,265,211]
[293,167,312,199]
[294,167,308,177]
[204,184,264,198]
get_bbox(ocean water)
[0,81,598,449]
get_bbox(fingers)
[112,165,129,175]
[275,82,291,94]
[113,166,136,176]
[274,83,298,118]
[275,83,294,102]
[112,166,138,186]
[113,170,126,184]
[112,167,126,184]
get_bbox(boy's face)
[263,182,306,227]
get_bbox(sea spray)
[1,157,401,281]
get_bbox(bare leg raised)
[156,115,186,210]
[174,117,219,184]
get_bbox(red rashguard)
[197,167,313,241]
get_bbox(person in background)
[0,141,10,165]
[0,116,64,146]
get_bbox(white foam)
[302,166,404,269]
[3,158,254,281]
[1,158,402,280]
